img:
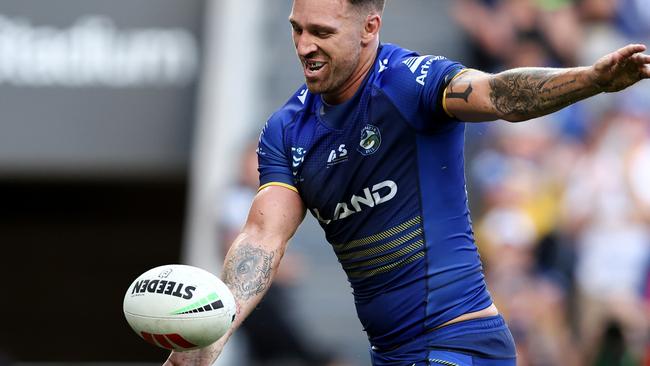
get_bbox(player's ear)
[361,13,381,46]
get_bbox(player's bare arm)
[163,186,306,366]
[445,44,650,122]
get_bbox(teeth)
[308,62,324,71]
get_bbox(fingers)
[630,53,650,79]
[601,44,649,71]
[630,52,650,65]
[642,65,650,79]
[617,43,647,59]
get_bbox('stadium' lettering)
[131,279,195,299]
[0,15,199,87]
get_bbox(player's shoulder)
[262,85,314,140]
[266,85,311,126]
[260,85,313,148]
[373,43,457,88]
[370,44,464,131]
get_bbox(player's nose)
[294,33,318,58]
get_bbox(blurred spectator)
[218,141,351,366]
[578,0,650,39]
[474,119,580,366]
[627,118,650,221]
[593,322,637,366]
[560,110,650,365]
[452,0,582,70]
[615,0,650,40]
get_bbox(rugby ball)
[123,264,236,351]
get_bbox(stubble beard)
[305,57,358,97]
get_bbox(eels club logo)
[358,124,381,156]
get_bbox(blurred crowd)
[453,0,650,365]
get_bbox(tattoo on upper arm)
[488,69,581,117]
[222,243,275,302]
[447,78,474,103]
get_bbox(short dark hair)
[348,0,385,13]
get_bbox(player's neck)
[322,42,379,105]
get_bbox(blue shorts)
[369,315,517,366]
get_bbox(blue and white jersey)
[257,43,492,349]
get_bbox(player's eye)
[290,24,302,35]
[312,29,334,38]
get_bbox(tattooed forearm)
[222,242,275,302]
[488,68,597,120]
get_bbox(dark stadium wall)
[0,179,186,361]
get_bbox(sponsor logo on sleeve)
[291,146,307,181]
[378,58,389,73]
[403,55,447,86]
[297,89,308,104]
[402,56,428,73]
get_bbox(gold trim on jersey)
[342,239,424,271]
[332,216,425,279]
[333,216,422,253]
[346,252,425,279]
[337,228,423,261]
[258,182,298,193]
[442,68,473,118]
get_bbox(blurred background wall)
[0,0,204,362]
[0,0,649,365]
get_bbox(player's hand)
[591,44,650,93]
[163,336,226,366]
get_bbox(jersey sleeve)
[256,117,297,193]
[422,59,466,121]
[381,54,465,133]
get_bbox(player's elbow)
[502,114,529,123]
[495,109,535,122]
[471,113,527,123]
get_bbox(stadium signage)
[0,0,204,176]
[0,14,199,87]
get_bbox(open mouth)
[303,59,327,78]
[307,61,325,72]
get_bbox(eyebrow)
[289,18,337,34]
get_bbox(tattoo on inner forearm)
[222,243,275,302]
[489,69,584,117]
